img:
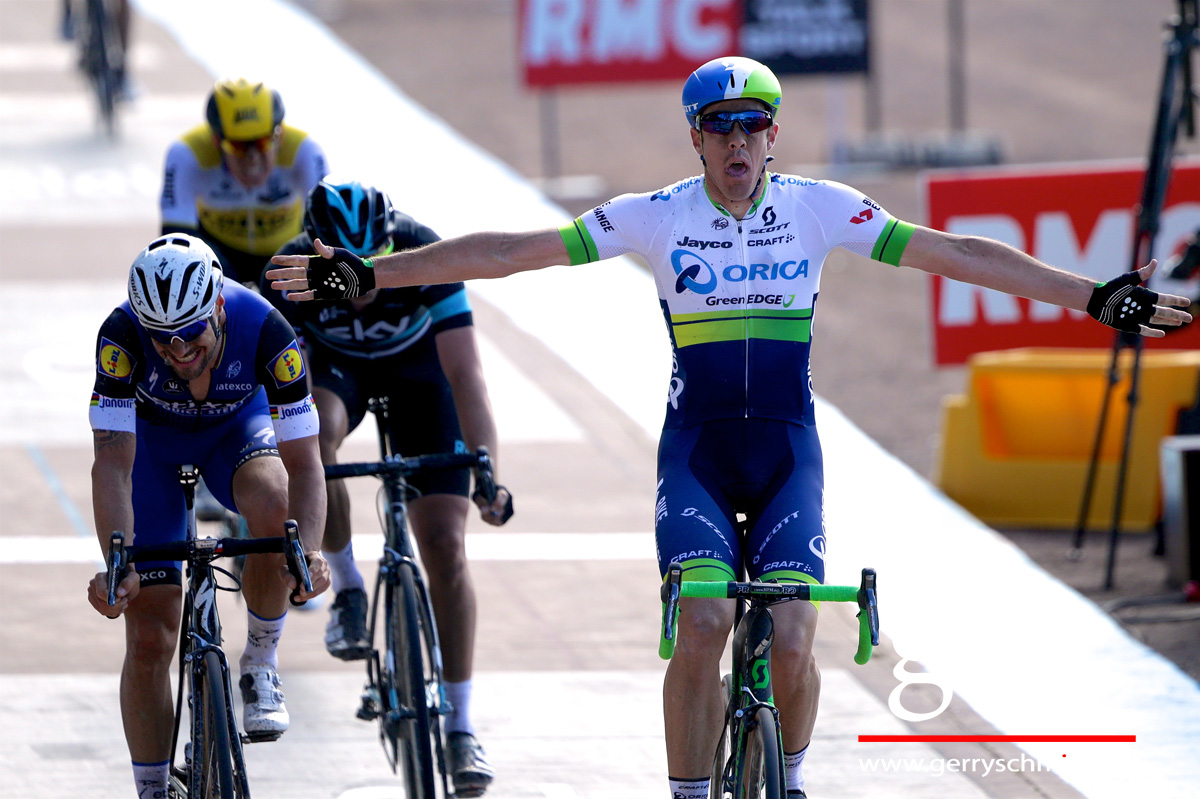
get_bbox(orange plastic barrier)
[935,348,1200,530]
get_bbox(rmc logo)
[671,249,810,295]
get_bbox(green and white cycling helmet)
[682,56,782,128]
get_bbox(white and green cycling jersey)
[559,172,915,429]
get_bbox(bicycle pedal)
[356,704,380,721]
[241,730,283,744]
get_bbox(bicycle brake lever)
[283,520,311,607]
[107,531,126,607]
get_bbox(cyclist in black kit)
[259,178,511,797]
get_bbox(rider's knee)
[125,615,177,667]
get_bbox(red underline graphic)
[857,735,1136,743]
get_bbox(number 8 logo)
[887,650,954,722]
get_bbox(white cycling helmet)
[127,233,224,331]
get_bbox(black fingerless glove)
[1086,271,1159,333]
[309,248,376,300]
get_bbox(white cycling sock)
[132,759,169,799]
[443,679,474,735]
[240,610,285,670]
[324,541,364,595]
[784,744,808,792]
[668,777,709,799]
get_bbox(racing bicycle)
[105,465,313,799]
[323,396,508,799]
[69,0,126,137]
[659,560,879,799]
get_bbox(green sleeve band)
[558,219,600,265]
[871,219,916,266]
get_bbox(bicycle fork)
[727,604,785,792]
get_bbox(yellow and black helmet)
[205,78,284,141]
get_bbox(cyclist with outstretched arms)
[87,233,331,799]
[269,57,1192,799]
[261,178,512,797]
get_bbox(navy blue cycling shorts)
[655,418,825,587]
[130,391,279,584]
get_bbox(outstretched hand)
[1087,260,1193,338]
[265,238,376,301]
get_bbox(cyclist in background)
[260,178,513,798]
[86,233,331,799]
[60,0,136,99]
[161,77,328,287]
[268,57,1194,799]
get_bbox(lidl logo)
[99,339,134,381]
[271,345,306,387]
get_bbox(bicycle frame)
[106,465,311,798]
[660,563,879,798]
[323,397,497,797]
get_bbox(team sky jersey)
[560,173,914,429]
[264,212,473,361]
[160,123,327,264]
[89,282,318,442]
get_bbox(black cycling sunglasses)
[696,110,774,136]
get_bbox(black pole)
[1078,0,1197,589]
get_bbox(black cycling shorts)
[312,333,469,499]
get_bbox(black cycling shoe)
[324,588,371,660]
[786,790,808,798]
[446,732,495,797]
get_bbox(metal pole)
[948,0,966,132]
[539,91,561,186]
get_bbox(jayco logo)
[676,237,732,251]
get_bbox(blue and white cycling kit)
[560,173,914,586]
[90,282,319,583]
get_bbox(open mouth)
[726,159,750,178]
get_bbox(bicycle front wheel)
[709,674,733,799]
[383,564,438,799]
[190,650,248,799]
[735,706,783,799]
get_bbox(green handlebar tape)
[659,631,676,660]
[808,585,858,602]
[677,582,731,598]
[854,618,874,665]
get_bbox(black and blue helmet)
[304,178,396,257]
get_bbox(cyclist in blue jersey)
[86,233,331,799]
[267,57,1193,799]
[260,178,511,797]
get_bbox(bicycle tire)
[84,0,120,136]
[709,674,733,799]
[191,650,244,799]
[735,707,783,799]
[383,564,438,799]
